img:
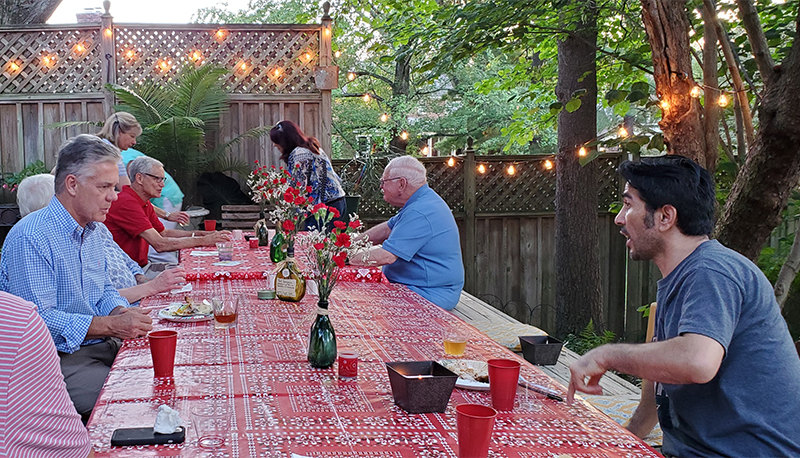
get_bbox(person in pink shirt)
[0,291,92,457]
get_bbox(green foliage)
[1,160,48,193]
[108,64,267,195]
[563,320,617,356]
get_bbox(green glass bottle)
[308,300,337,368]
[269,231,286,263]
[256,211,270,247]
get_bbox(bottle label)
[282,269,289,277]
[276,277,297,296]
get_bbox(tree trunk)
[0,0,62,24]
[554,0,603,338]
[389,46,412,154]
[775,219,800,308]
[702,1,721,171]
[640,0,707,167]
[716,8,800,260]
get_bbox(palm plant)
[107,64,269,200]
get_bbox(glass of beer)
[443,327,468,356]
[212,295,238,329]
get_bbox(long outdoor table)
[86,248,659,457]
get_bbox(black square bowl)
[519,335,564,365]
[385,361,458,413]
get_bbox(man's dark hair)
[618,155,716,236]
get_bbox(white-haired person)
[16,173,185,305]
[351,156,464,310]
[98,111,190,265]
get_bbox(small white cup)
[232,229,243,240]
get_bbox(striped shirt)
[0,292,91,457]
[98,222,142,291]
[0,196,130,353]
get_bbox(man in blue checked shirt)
[0,134,153,421]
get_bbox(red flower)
[313,202,327,212]
[294,196,306,206]
[313,242,325,250]
[333,220,346,229]
[333,252,347,268]
[282,220,295,232]
[306,186,313,194]
[349,220,361,229]
[334,232,351,248]
[330,207,341,218]
[272,179,279,185]
[283,192,294,203]
[284,170,292,176]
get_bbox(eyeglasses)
[379,177,403,186]
[144,172,166,184]
[275,122,283,132]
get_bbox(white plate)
[456,378,490,391]
[158,303,213,323]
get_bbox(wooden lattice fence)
[0,6,336,203]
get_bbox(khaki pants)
[58,338,121,422]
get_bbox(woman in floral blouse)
[269,120,346,230]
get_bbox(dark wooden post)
[464,140,477,292]
[101,0,116,117]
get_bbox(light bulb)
[544,160,554,170]
[400,131,409,140]
[273,69,281,77]
[334,50,341,58]
[125,50,134,58]
[718,94,729,107]
[421,146,429,156]
[380,113,388,122]
[240,62,247,70]
[477,164,486,174]
[216,29,226,38]
[579,147,587,157]
[507,164,516,175]
[362,93,370,102]
[618,127,628,138]
[9,62,19,71]
[104,28,112,37]
[74,44,85,53]
[347,72,356,81]
[192,51,201,61]
[447,157,455,167]
[660,100,670,111]
[690,86,702,98]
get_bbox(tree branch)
[339,92,385,102]
[349,71,395,88]
[735,0,777,86]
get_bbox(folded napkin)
[190,250,218,257]
[153,405,183,434]
[212,261,242,267]
[168,283,192,295]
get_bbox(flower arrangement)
[247,161,291,205]
[270,180,315,249]
[299,205,372,302]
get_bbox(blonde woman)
[97,111,141,190]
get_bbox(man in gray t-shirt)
[567,155,800,456]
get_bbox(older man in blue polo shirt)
[354,156,464,309]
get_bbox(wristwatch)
[164,212,171,220]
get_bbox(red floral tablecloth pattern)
[87,279,659,457]
[179,240,385,283]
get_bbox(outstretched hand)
[567,347,608,404]
[149,266,186,294]
[168,211,191,226]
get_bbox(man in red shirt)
[106,156,230,269]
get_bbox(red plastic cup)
[456,404,497,458]
[249,238,259,249]
[338,351,358,379]
[487,359,521,411]
[148,330,178,378]
[204,219,217,231]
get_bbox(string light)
[273,68,282,78]
[660,100,670,111]
[578,147,587,157]
[73,43,85,54]
[347,72,356,81]
[42,55,56,66]
[191,51,201,61]
[323,28,331,37]
[447,157,455,167]
[400,131,409,140]
[239,62,248,71]
[104,28,113,37]
[215,29,227,39]
[362,93,370,102]
[506,164,516,176]
[334,50,342,58]
[618,127,628,138]
[125,50,135,59]
[718,94,729,107]
[690,86,702,98]
[380,113,388,122]
[158,60,171,71]
[8,62,19,72]
[303,52,312,62]
[543,159,554,170]
[421,146,429,156]
[477,164,486,174]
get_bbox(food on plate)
[172,296,212,316]
[439,359,489,383]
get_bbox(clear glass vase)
[308,299,337,368]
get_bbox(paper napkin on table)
[291,454,313,458]
[168,283,192,295]
[153,405,183,434]
[190,250,218,256]
[212,261,242,267]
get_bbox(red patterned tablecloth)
[86,279,659,457]
[179,239,385,283]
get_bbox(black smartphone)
[110,426,185,446]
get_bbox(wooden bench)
[220,204,272,230]
[453,291,662,447]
